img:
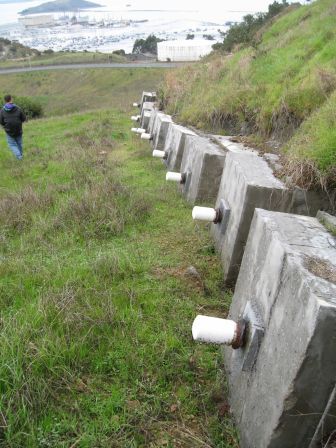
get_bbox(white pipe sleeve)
[133,102,139,107]
[152,150,166,158]
[192,315,237,345]
[141,133,152,140]
[131,115,140,121]
[192,206,217,222]
[135,128,146,134]
[166,172,182,182]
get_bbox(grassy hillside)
[0,49,127,69]
[161,0,336,192]
[0,68,165,116]
[0,70,237,446]
[0,38,127,67]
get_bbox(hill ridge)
[20,0,102,15]
[161,0,336,192]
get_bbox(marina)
[0,14,224,53]
[0,0,236,53]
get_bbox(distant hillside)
[0,38,39,60]
[161,0,336,192]
[20,0,102,15]
[0,38,129,68]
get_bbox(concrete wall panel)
[211,152,291,286]
[180,136,227,204]
[147,110,159,135]
[164,124,196,171]
[152,114,172,151]
[140,102,154,130]
[224,210,336,448]
[140,91,156,109]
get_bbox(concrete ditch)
[132,92,336,448]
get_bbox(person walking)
[0,94,26,160]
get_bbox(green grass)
[0,68,166,117]
[0,72,238,447]
[161,0,336,190]
[282,88,336,189]
[0,51,127,69]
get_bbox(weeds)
[0,185,54,233]
[0,108,237,446]
[0,67,165,116]
[54,178,151,239]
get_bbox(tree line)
[213,1,297,52]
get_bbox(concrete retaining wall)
[147,109,160,135]
[137,100,333,289]
[211,151,291,286]
[140,91,156,109]
[179,136,227,204]
[134,90,336,448]
[224,209,336,448]
[152,113,172,151]
[309,385,336,448]
[164,124,196,171]
[140,102,155,130]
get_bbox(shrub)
[113,49,126,56]
[132,34,164,55]
[15,96,43,119]
[216,1,292,52]
[203,34,215,40]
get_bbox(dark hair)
[4,94,12,103]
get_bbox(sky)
[1,0,306,12]
[97,0,304,13]
[0,0,307,27]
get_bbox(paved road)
[0,62,182,75]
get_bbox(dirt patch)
[151,266,205,291]
[271,101,303,142]
[304,256,336,284]
[146,421,213,448]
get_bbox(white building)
[157,40,213,62]
[19,15,55,28]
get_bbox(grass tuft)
[0,185,55,233]
[54,178,151,239]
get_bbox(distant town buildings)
[19,15,55,28]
